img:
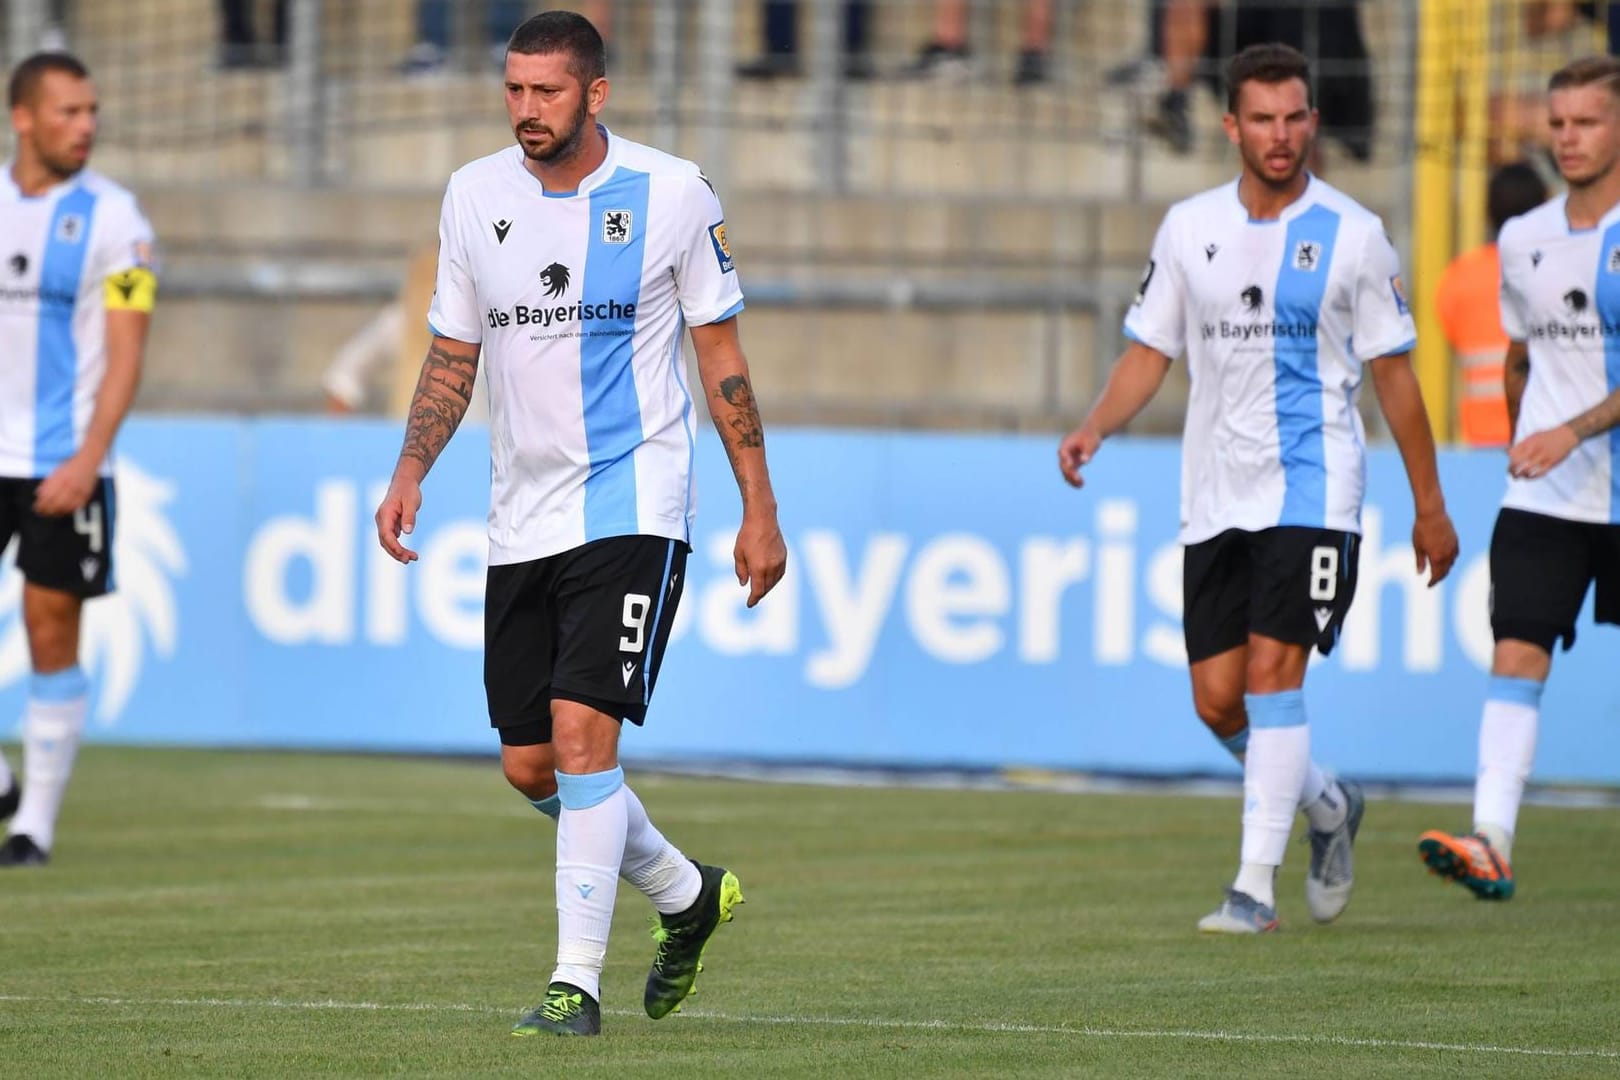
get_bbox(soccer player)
[373,12,786,1036]
[0,53,157,868]
[1418,56,1620,901]
[1058,43,1458,933]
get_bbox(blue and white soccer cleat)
[1197,888,1279,934]
[1305,778,1365,923]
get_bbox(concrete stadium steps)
[86,64,1403,204]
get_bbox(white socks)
[9,668,89,853]
[1216,725,1344,831]
[1474,676,1543,862]
[552,767,628,1001]
[530,782,701,915]
[620,784,701,915]
[1237,690,1310,892]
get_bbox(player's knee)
[502,756,557,800]
[1192,689,1245,736]
[1243,644,1307,695]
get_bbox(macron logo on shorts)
[1314,606,1333,631]
[621,660,637,687]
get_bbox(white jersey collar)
[1229,172,1319,223]
[510,123,621,198]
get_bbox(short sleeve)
[96,195,158,313]
[1121,216,1186,359]
[1350,225,1418,361]
[673,169,744,326]
[425,182,482,344]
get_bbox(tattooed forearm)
[713,374,764,450]
[1568,388,1620,441]
[399,340,479,472]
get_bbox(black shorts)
[0,476,116,597]
[1490,507,1620,652]
[1183,527,1361,663]
[484,534,688,746]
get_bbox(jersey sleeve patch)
[1133,258,1156,306]
[105,266,158,312]
[1389,274,1409,316]
[708,221,734,274]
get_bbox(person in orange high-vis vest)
[1436,162,1548,447]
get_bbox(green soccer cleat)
[644,861,744,1019]
[0,834,48,868]
[511,982,600,1037]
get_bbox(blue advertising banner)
[1,418,1615,783]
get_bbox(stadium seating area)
[17,0,1416,427]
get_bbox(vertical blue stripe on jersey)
[1598,221,1620,521]
[582,167,651,540]
[1272,204,1340,526]
[670,311,697,529]
[35,187,98,473]
[645,539,676,706]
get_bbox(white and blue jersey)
[0,166,155,479]
[429,128,743,565]
[1123,176,1416,545]
[1498,195,1620,524]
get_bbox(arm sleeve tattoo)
[400,339,478,473]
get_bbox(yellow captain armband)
[105,266,158,313]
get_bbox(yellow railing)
[1412,0,1612,443]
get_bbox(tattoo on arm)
[1568,388,1620,441]
[712,374,764,464]
[400,340,478,472]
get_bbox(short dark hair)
[8,52,90,110]
[507,10,606,85]
[1548,55,1620,99]
[1225,43,1313,113]
[1487,162,1548,237]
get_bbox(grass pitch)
[1,746,1616,1078]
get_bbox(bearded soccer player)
[1418,57,1620,901]
[1058,43,1458,933]
[374,11,786,1036]
[0,53,157,867]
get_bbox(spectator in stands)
[1148,0,1373,161]
[735,2,875,80]
[906,0,1054,86]
[219,0,286,69]
[323,243,489,422]
[404,2,614,75]
[1435,163,1549,448]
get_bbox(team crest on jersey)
[708,221,734,273]
[1607,246,1620,274]
[602,209,632,244]
[1389,274,1409,315]
[55,213,86,244]
[1293,240,1321,271]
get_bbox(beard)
[517,96,591,165]
[1242,141,1310,189]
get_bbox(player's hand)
[34,453,99,517]
[1507,425,1580,480]
[1411,507,1459,588]
[734,509,787,608]
[375,475,423,564]
[1057,425,1102,488]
